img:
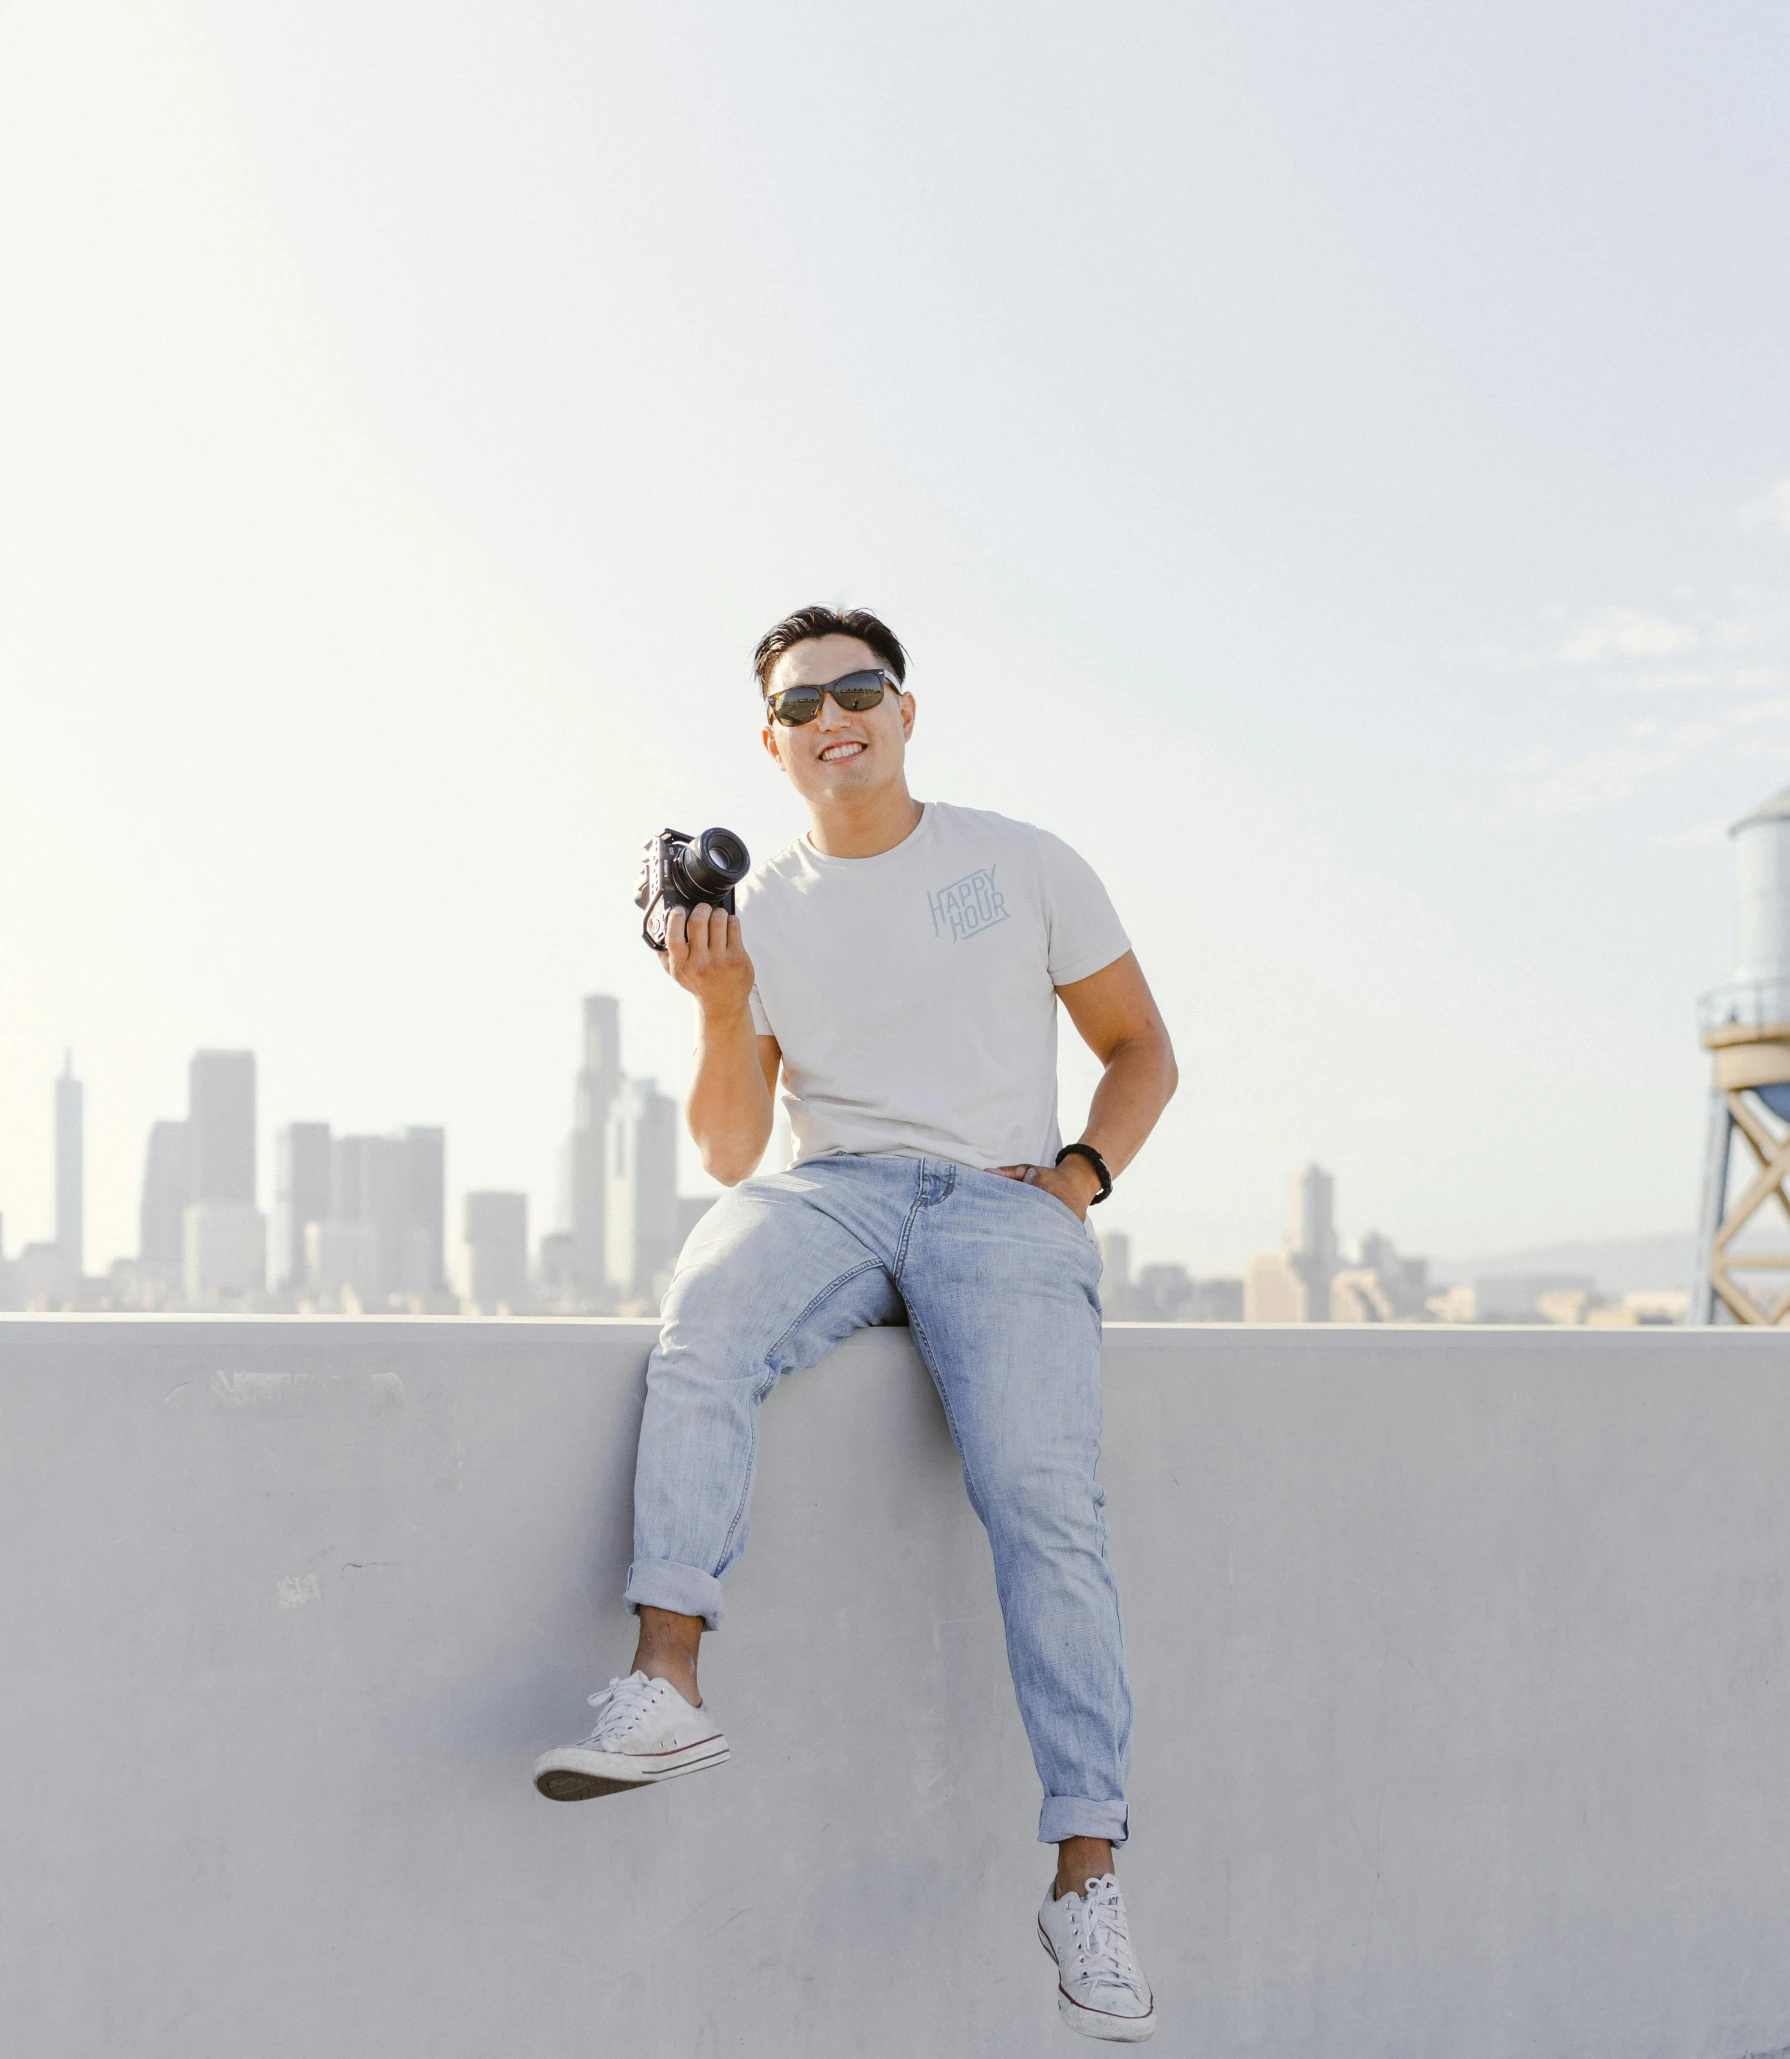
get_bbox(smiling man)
[533,605,1178,2043]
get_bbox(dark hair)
[753,605,908,694]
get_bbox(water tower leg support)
[1704,1091,1790,1325]
[1691,1090,1734,1326]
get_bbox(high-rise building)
[1244,1249,1308,1322]
[605,1077,679,1302]
[561,996,622,1294]
[319,1127,446,1304]
[537,1229,577,1295]
[188,1051,256,1204]
[182,1050,262,1302]
[1286,1163,1337,1318]
[304,1219,381,1303]
[401,1126,446,1295]
[329,1135,405,1302]
[139,1121,189,1271]
[273,1123,332,1292]
[54,1052,83,1277]
[1245,1163,1338,1322]
[183,1202,266,1304]
[463,1191,528,1313]
[16,1239,75,1305]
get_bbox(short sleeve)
[1038,830,1131,988]
[748,984,773,1036]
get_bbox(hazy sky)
[3,1,1788,1275]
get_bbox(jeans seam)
[891,1159,928,1283]
[711,1257,888,1573]
[901,1302,985,1523]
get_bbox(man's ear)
[900,691,916,742]
[761,723,787,775]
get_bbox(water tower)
[1692,784,1790,1323]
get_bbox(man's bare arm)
[1059,951,1178,1178]
[664,904,782,1185]
[995,950,1178,1218]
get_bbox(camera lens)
[678,827,751,897]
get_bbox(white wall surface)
[4,1317,1790,2059]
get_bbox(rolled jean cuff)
[624,1558,726,1631]
[1039,1795,1129,1846]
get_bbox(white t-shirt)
[740,802,1130,1172]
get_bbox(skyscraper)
[463,1191,528,1313]
[273,1123,332,1292]
[54,1052,83,1277]
[188,1051,256,1204]
[605,1076,680,1302]
[305,1219,381,1302]
[183,1202,266,1304]
[1245,1163,1339,1322]
[1286,1162,1337,1319]
[317,1126,446,1304]
[139,1121,189,1271]
[183,1051,263,1302]
[329,1134,405,1301]
[401,1126,446,1296]
[561,995,622,1295]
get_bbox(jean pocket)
[1011,1174,1089,1234]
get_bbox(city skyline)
[0,1014,1691,1318]
[4,7,1782,1288]
[0,988,712,1314]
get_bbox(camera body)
[635,826,752,953]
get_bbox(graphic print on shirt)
[927,865,1010,943]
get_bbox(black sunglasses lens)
[772,686,824,725]
[828,671,889,711]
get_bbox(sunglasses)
[764,668,905,727]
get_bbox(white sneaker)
[533,1672,729,1801]
[1037,1873,1156,2042]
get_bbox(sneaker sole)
[532,1737,729,1802]
[1037,1921,1156,2043]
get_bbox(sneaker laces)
[580,1671,666,1748]
[1067,1876,1148,2005]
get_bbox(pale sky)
[3,1,1788,1276]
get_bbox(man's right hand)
[663,904,756,1020]
[667,904,775,1184]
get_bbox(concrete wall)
[5,1316,1790,2059]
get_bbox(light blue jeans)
[624,1152,1131,1845]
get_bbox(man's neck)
[806,782,924,860]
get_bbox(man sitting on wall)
[533,605,1178,2044]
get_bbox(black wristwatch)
[1055,1142,1113,1206]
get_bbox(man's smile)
[819,741,867,762]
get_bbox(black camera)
[635,826,752,953]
